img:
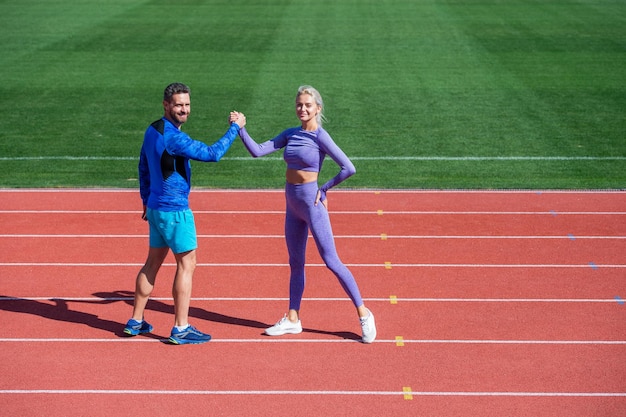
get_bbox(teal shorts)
[146,208,197,254]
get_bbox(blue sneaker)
[123,319,153,336]
[169,325,212,345]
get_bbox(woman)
[232,85,376,343]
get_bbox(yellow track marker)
[395,336,404,346]
[389,295,398,304]
[384,262,392,269]
[403,387,413,400]
[381,233,387,240]
[377,209,384,215]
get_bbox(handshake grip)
[229,111,246,129]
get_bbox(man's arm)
[167,113,246,162]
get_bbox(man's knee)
[175,249,197,270]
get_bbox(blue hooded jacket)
[139,117,240,211]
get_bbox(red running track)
[0,189,625,416]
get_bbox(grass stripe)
[1,156,624,161]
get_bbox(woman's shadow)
[95,291,361,341]
[0,291,361,341]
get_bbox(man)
[123,82,246,344]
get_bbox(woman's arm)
[317,129,356,201]
[239,127,288,157]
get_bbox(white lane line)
[0,296,621,303]
[1,234,625,239]
[0,338,624,345]
[1,210,625,215]
[2,155,625,161]
[2,262,624,268]
[0,388,624,397]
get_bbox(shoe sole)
[123,326,153,336]
[168,336,212,345]
[265,328,302,336]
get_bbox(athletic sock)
[359,312,371,322]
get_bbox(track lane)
[2,393,624,417]
[2,189,626,212]
[2,236,624,266]
[1,341,624,394]
[1,299,623,342]
[1,264,624,300]
[2,211,626,236]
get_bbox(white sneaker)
[265,314,302,336]
[360,309,377,343]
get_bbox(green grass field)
[1,0,624,189]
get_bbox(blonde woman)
[232,85,376,343]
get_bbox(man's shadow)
[0,291,361,341]
[93,290,270,332]
[0,294,133,338]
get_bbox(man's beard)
[170,110,188,126]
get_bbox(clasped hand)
[229,111,246,128]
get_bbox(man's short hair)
[164,82,191,102]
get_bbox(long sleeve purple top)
[238,126,356,199]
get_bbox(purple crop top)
[238,126,356,200]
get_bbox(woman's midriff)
[286,168,318,184]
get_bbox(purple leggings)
[284,181,364,311]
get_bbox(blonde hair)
[297,85,326,126]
